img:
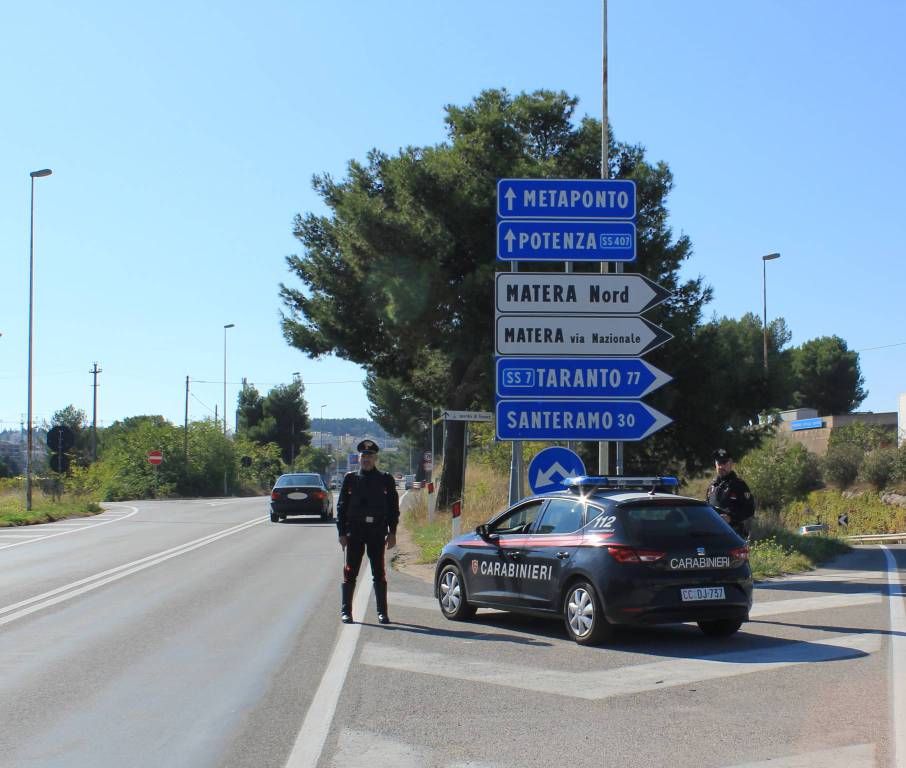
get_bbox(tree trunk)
[437,420,464,509]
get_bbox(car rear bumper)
[271,500,329,516]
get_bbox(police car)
[434,477,753,645]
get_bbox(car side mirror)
[476,524,498,542]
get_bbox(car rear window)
[276,474,322,487]
[617,504,728,542]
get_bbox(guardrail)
[844,533,906,544]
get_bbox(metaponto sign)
[496,179,636,220]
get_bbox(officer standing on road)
[337,440,399,625]
[707,449,755,538]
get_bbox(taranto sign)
[495,273,672,315]
[496,357,672,399]
[495,315,673,357]
[496,399,672,441]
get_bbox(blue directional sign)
[791,418,825,431]
[497,179,636,220]
[528,447,586,495]
[496,357,672,400]
[497,220,636,262]
[496,399,672,442]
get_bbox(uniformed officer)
[707,448,755,538]
[337,439,399,625]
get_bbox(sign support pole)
[598,0,611,476]
[508,260,524,504]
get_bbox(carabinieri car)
[434,476,753,645]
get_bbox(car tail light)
[271,491,281,500]
[730,546,749,563]
[607,546,666,564]
[313,491,325,500]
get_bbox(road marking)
[0,534,47,539]
[750,592,882,618]
[385,590,880,619]
[881,546,906,768]
[724,742,875,768]
[0,505,139,552]
[284,578,373,768]
[361,632,881,701]
[0,515,266,627]
[331,729,497,768]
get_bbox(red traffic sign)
[148,450,163,465]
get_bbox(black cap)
[357,439,379,454]
[712,448,732,463]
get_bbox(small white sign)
[442,410,493,422]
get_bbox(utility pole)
[599,0,612,476]
[184,376,190,466]
[89,362,102,461]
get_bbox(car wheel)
[698,618,743,637]
[563,581,612,645]
[437,564,476,621]
[270,513,279,523]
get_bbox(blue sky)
[2,0,904,432]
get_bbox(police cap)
[712,448,733,464]
[357,439,380,454]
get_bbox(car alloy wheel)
[437,564,475,621]
[563,581,611,645]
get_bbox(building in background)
[777,407,898,455]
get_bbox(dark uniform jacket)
[706,471,755,535]
[336,468,400,538]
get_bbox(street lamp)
[223,324,234,435]
[26,168,53,512]
[320,404,327,449]
[761,253,781,373]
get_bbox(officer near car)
[337,439,399,625]
[707,448,755,538]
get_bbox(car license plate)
[681,587,725,601]
[287,492,307,500]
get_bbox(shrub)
[821,443,863,489]
[737,436,821,511]
[828,422,895,451]
[859,448,898,491]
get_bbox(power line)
[190,393,216,415]
[856,341,906,353]
[190,379,363,386]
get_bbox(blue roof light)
[563,476,679,492]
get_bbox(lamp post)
[320,404,327,449]
[26,168,53,512]
[222,324,234,435]
[761,253,781,373]
[289,373,300,468]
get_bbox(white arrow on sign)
[535,462,579,489]
[504,229,516,252]
[504,187,516,211]
[496,272,672,315]
[495,315,673,357]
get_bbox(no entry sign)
[148,450,163,465]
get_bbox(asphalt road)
[1,496,904,768]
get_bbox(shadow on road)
[362,620,552,647]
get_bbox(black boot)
[375,581,390,624]
[341,581,355,624]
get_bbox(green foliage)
[784,490,906,535]
[736,436,820,511]
[821,443,863,489]
[234,437,284,493]
[859,448,898,490]
[97,417,235,500]
[311,418,387,438]
[790,336,867,414]
[748,529,849,580]
[828,422,895,451]
[237,380,311,464]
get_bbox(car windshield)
[617,504,729,543]
[275,474,322,488]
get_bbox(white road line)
[881,546,906,768]
[361,632,881,701]
[0,516,266,627]
[0,505,139,552]
[750,592,882,618]
[284,578,373,768]
[725,742,875,768]
[331,728,497,768]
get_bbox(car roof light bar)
[563,476,679,494]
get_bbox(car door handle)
[556,551,571,559]
[504,550,521,558]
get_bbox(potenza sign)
[495,273,672,315]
